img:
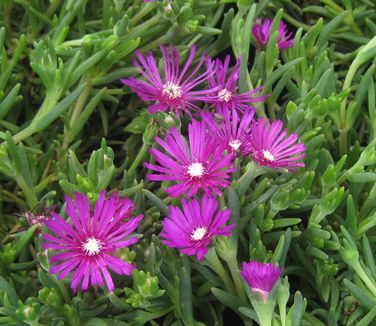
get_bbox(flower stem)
[253,300,274,326]
[45,0,62,17]
[138,26,180,53]
[127,12,163,42]
[127,125,157,177]
[353,261,376,297]
[205,248,236,296]
[57,280,71,304]
[319,0,343,13]
[15,176,38,209]
[282,13,310,31]
[62,83,92,150]
[232,161,264,197]
[225,255,247,303]
[339,128,347,156]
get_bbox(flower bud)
[38,287,61,306]
[240,261,283,302]
[15,298,40,324]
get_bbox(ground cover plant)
[0,0,376,325]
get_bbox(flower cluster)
[123,19,301,262]
[41,16,298,293]
[121,45,266,117]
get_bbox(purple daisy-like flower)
[252,18,294,50]
[42,191,143,292]
[144,119,235,197]
[205,55,266,114]
[121,44,216,117]
[160,194,235,260]
[242,118,305,172]
[201,109,254,154]
[241,261,283,301]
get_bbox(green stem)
[13,92,58,143]
[267,101,276,122]
[145,196,173,216]
[15,176,37,208]
[205,248,236,296]
[232,161,264,197]
[34,91,59,121]
[339,128,347,156]
[282,13,310,31]
[320,0,343,13]
[225,255,247,303]
[45,0,62,17]
[34,174,57,193]
[126,12,162,41]
[353,262,376,297]
[138,26,180,53]
[127,144,149,176]
[253,301,274,326]
[320,0,362,36]
[127,127,156,177]
[359,183,376,219]
[339,37,376,154]
[68,83,92,126]
[57,280,71,304]
[346,16,363,36]
[13,126,35,144]
[131,2,156,24]
[62,83,92,150]
[3,2,12,34]
[1,189,27,208]
[118,182,144,197]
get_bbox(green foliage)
[59,138,116,199]
[124,270,165,308]
[0,0,376,325]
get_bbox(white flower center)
[191,227,207,240]
[218,88,232,102]
[262,150,275,161]
[187,162,205,177]
[229,139,242,150]
[82,237,102,256]
[162,82,183,99]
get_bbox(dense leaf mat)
[0,1,376,325]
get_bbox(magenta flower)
[242,118,305,172]
[160,194,235,260]
[144,119,235,197]
[201,109,254,154]
[121,44,216,117]
[252,18,294,50]
[241,261,283,301]
[42,191,143,292]
[205,55,266,114]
